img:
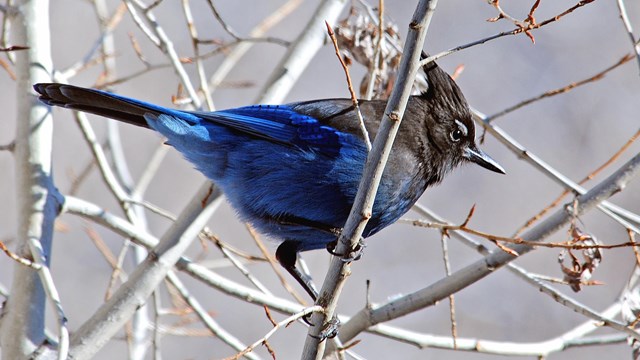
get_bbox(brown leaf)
[558,227,602,292]
[334,7,427,100]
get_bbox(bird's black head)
[418,53,505,178]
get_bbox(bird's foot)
[302,312,314,326]
[326,238,366,262]
[309,316,340,341]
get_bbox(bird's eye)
[450,120,468,142]
[450,129,463,142]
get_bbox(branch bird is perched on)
[34,57,504,300]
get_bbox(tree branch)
[337,150,640,345]
[302,0,440,358]
[0,0,64,358]
[67,183,223,359]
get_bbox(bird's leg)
[326,237,367,262]
[309,317,340,341]
[276,240,319,300]
[276,240,341,340]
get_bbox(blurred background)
[1,0,640,359]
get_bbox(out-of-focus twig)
[166,271,262,360]
[514,127,640,236]
[125,0,201,108]
[182,0,214,110]
[225,306,323,360]
[486,53,634,123]
[207,0,301,93]
[616,0,640,73]
[257,0,349,104]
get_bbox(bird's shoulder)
[289,98,389,142]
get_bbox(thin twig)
[97,63,171,88]
[0,56,15,79]
[165,271,262,360]
[335,151,640,346]
[225,306,323,360]
[0,239,35,267]
[204,231,273,295]
[125,0,201,108]
[420,0,598,68]
[207,0,301,93]
[407,217,640,251]
[246,224,308,305]
[514,127,640,236]
[205,0,241,40]
[182,0,214,110]
[487,53,634,122]
[616,0,640,73]
[325,21,371,150]
[439,232,457,349]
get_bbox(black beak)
[464,145,505,174]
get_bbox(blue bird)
[34,58,504,300]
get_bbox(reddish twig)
[408,218,640,252]
[326,20,371,150]
[514,126,640,236]
[488,53,634,122]
[0,239,35,267]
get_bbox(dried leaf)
[557,227,602,292]
[334,7,427,100]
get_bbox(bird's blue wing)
[191,105,361,156]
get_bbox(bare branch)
[616,0,640,73]
[337,151,640,345]
[67,183,224,359]
[303,0,440,358]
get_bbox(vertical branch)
[0,0,59,358]
[1,0,15,64]
[616,0,640,73]
[364,0,385,100]
[440,232,457,348]
[302,0,439,358]
[182,0,214,110]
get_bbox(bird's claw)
[302,312,314,326]
[309,316,340,341]
[326,238,366,262]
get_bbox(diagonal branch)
[302,0,440,358]
[337,150,640,345]
[257,0,348,104]
[67,182,224,359]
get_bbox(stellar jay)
[34,57,504,300]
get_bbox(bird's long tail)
[33,83,186,129]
